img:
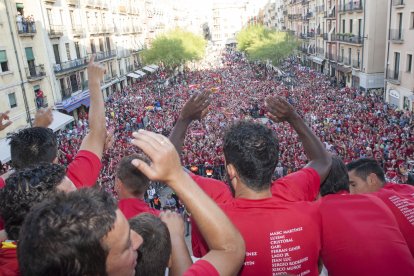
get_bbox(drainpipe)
[384,0,393,102]
[4,0,32,126]
[361,0,366,90]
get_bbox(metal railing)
[334,34,363,44]
[72,25,83,35]
[94,50,117,61]
[392,0,404,6]
[35,95,48,110]
[26,65,46,80]
[390,29,404,42]
[16,20,36,35]
[48,25,63,36]
[352,59,361,69]
[339,2,363,12]
[343,57,352,66]
[326,53,337,61]
[386,69,401,83]
[54,57,88,74]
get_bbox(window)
[349,19,353,34]
[0,50,9,72]
[342,19,345,33]
[65,43,71,60]
[74,42,81,59]
[8,93,17,108]
[407,54,412,73]
[53,44,61,64]
[90,39,96,53]
[358,19,362,37]
[411,12,414,29]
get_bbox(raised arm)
[79,55,107,159]
[131,130,245,275]
[33,107,53,128]
[266,96,331,183]
[0,111,12,131]
[160,211,192,276]
[169,91,211,155]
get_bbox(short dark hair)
[320,156,349,196]
[223,121,279,191]
[346,158,386,183]
[129,213,171,276]
[0,163,66,240]
[18,188,117,276]
[9,127,57,169]
[116,154,150,196]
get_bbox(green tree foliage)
[142,29,206,69]
[236,25,299,66]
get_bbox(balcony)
[339,2,363,13]
[16,21,36,36]
[390,29,404,43]
[334,34,363,44]
[324,8,336,19]
[343,57,352,66]
[89,25,100,34]
[35,95,48,110]
[67,0,79,5]
[54,57,88,74]
[352,59,361,69]
[323,33,328,40]
[72,25,83,36]
[386,68,401,84]
[94,50,117,62]
[48,25,63,37]
[326,53,337,61]
[392,0,404,7]
[26,65,46,81]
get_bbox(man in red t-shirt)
[347,158,414,256]
[0,57,107,231]
[319,156,414,275]
[169,95,332,275]
[116,154,160,218]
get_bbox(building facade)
[0,0,200,138]
[384,0,414,111]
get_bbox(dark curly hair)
[18,188,117,276]
[9,127,58,169]
[0,163,66,240]
[320,156,349,196]
[223,121,279,191]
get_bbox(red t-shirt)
[374,183,414,256]
[66,150,102,188]
[183,259,219,276]
[118,198,160,219]
[0,244,19,276]
[192,168,321,275]
[319,193,414,275]
[189,174,232,257]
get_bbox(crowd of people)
[53,47,414,196]
[0,47,413,276]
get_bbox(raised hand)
[131,130,182,183]
[265,96,299,123]
[104,129,115,151]
[0,111,12,131]
[160,211,185,238]
[33,107,53,128]
[179,91,212,121]
[87,55,105,86]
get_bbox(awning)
[313,57,325,65]
[127,73,141,79]
[0,111,74,163]
[49,111,74,132]
[0,138,11,164]
[55,90,90,113]
[81,98,90,107]
[148,64,159,70]
[135,70,146,76]
[332,63,352,73]
[142,66,155,73]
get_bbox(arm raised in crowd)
[79,55,107,159]
[0,111,12,131]
[266,96,331,183]
[160,211,192,276]
[33,107,53,128]
[131,130,245,275]
[169,91,211,155]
